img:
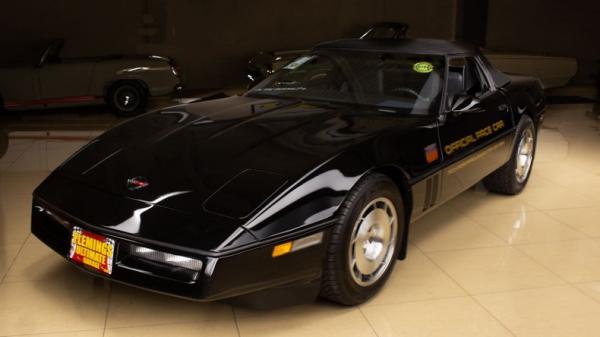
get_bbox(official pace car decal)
[69,227,115,275]
[446,139,507,175]
[413,61,434,73]
[444,120,505,155]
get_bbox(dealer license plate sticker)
[69,226,115,275]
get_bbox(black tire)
[320,173,404,305]
[483,115,536,195]
[106,82,147,117]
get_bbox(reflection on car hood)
[55,95,423,216]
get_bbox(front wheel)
[107,82,147,117]
[484,115,537,194]
[320,173,404,305]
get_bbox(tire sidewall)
[510,115,537,193]
[332,175,404,304]
[107,82,147,117]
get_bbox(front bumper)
[31,200,326,301]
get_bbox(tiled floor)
[1,103,599,337]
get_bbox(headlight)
[129,245,203,271]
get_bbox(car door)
[0,66,41,109]
[437,55,515,202]
[38,41,95,101]
[39,61,95,100]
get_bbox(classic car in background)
[247,22,577,89]
[0,39,182,116]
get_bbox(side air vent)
[422,173,440,212]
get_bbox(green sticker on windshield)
[413,62,434,73]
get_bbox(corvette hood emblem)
[126,176,149,190]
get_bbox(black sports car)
[32,38,545,306]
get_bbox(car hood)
[56,96,427,213]
[36,96,428,251]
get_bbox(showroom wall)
[0,0,457,89]
[0,2,141,63]
[486,0,600,83]
[161,0,457,88]
[3,0,599,88]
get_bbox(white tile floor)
[1,103,599,337]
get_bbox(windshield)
[247,52,445,115]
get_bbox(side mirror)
[449,94,483,115]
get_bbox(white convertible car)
[0,39,182,116]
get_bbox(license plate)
[69,226,115,275]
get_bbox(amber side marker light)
[272,232,324,258]
[272,242,293,257]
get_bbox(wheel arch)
[517,96,539,127]
[243,154,413,262]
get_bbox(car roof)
[313,38,477,56]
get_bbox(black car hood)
[38,96,428,250]
[56,96,422,212]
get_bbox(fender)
[242,150,373,240]
[242,148,415,260]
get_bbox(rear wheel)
[320,173,404,305]
[484,115,536,194]
[107,82,147,117]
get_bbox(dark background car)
[246,22,409,88]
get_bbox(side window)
[448,58,466,102]
[447,57,491,100]
[465,58,491,96]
